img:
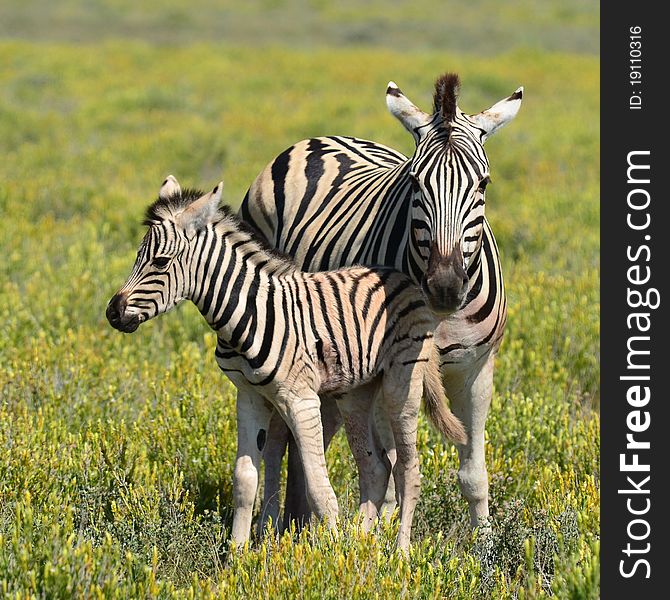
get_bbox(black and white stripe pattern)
[241,76,522,365]
[239,73,523,529]
[107,177,466,550]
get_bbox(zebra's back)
[240,136,506,366]
[241,136,412,274]
[301,266,434,395]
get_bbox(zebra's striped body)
[240,73,523,529]
[241,134,507,364]
[106,177,466,550]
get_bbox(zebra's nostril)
[106,304,119,325]
[106,294,127,324]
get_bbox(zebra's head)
[106,176,223,333]
[386,73,522,315]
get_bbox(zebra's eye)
[151,256,171,269]
[409,173,420,193]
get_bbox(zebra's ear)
[386,81,432,142]
[469,87,523,142]
[177,182,223,235]
[159,175,182,199]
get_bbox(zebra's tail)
[423,344,468,446]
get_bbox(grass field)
[0,0,599,54]
[1,4,599,598]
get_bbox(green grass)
[1,0,599,54]
[0,28,598,600]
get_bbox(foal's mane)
[143,189,295,265]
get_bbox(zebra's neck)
[188,219,296,347]
[348,160,416,275]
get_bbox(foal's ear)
[468,87,524,142]
[177,182,223,236]
[386,81,432,143]
[159,175,182,199]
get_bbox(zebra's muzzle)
[106,293,141,333]
[421,243,469,315]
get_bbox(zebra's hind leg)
[381,361,423,553]
[442,351,495,531]
[275,392,339,530]
[283,437,309,531]
[335,384,391,532]
[258,409,288,538]
[372,394,398,522]
[231,388,273,546]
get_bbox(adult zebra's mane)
[432,72,460,129]
[143,189,296,266]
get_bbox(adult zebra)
[240,73,523,529]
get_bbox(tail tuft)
[423,345,467,446]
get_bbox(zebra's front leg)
[276,392,339,530]
[283,397,342,531]
[231,389,273,545]
[442,351,495,531]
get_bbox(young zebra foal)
[106,176,466,551]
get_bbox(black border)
[601,3,669,593]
